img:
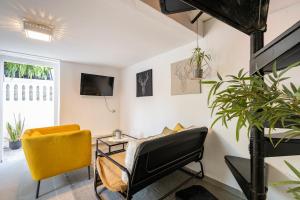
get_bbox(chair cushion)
[96,152,127,192]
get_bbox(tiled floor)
[0,149,244,200]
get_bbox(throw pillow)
[174,123,185,132]
[162,127,176,135]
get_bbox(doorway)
[0,53,60,162]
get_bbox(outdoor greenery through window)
[4,62,53,80]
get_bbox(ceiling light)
[23,21,53,42]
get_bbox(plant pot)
[9,140,21,150]
[192,68,203,79]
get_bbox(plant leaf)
[272,61,278,78]
[217,72,223,81]
[285,161,300,179]
[287,187,300,193]
[272,180,300,186]
[291,82,297,93]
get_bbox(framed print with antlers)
[136,69,153,97]
[171,58,201,95]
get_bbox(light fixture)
[23,21,53,42]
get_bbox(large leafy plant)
[203,62,300,141]
[4,62,53,80]
[203,62,300,199]
[6,114,25,142]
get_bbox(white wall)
[60,61,120,137]
[120,3,300,199]
[0,56,4,162]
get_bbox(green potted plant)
[203,61,300,199]
[189,18,211,79]
[190,47,211,79]
[6,114,25,150]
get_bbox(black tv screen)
[80,73,114,96]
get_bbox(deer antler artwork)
[138,71,149,96]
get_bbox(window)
[29,85,33,101]
[43,86,47,101]
[6,84,10,101]
[36,86,40,101]
[22,85,26,101]
[14,84,18,101]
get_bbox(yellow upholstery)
[161,127,175,135]
[21,124,91,181]
[96,152,127,192]
[174,123,185,132]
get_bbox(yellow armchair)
[21,124,91,198]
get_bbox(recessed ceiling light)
[23,21,53,42]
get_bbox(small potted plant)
[6,114,25,150]
[190,47,211,79]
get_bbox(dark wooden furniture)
[94,127,208,200]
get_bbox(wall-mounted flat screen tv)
[80,73,114,96]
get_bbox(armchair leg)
[88,166,91,180]
[36,180,40,199]
[199,160,204,178]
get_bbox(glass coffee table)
[96,134,137,154]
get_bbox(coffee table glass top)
[96,134,137,153]
[98,134,135,145]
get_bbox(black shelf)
[225,156,251,199]
[250,21,300,75]
[160,0,269,35]
[264,116,300,129]
[264,133,300,157]
[225,156,268,199]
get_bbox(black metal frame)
[94,128,207,200]
[35,166,91,199]
[190,11,203,24]
[250,21,300,74]
[160,0,270,35]
[159,0,196,14]
[249,31,267,200]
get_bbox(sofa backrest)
[129,127,208,193]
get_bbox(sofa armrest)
[22,130,91,180]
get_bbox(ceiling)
[0,0,299,68]
[0,0,196,67]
